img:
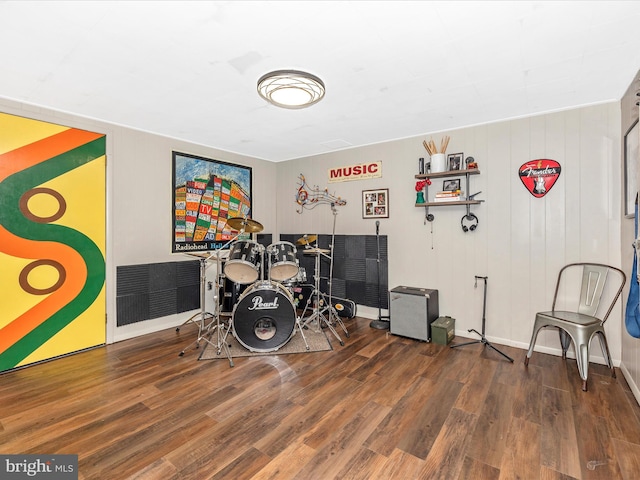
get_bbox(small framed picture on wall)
[362,188,389,219]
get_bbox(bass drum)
[232,281,296,352]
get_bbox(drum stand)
[326,203,349,340]
[176,252,214,336]
[300,249,344,346]
[301,204,348,345]
[178,245,237,367]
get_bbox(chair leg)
[577,341,590,392]
[596,331,616,378]
[559,328,572,359]
[524,322,543,366]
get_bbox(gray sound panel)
[366,283,389,309]
[344,258,366,281]
[178,285,200,313]
[345,236,365,258]
[332,235,346,258]
[116,260,200,326]
[346,281,367,305]
[150,263,176,291]
[149,289,178,319]
[116,264,149,296]
[331,278,347,298]
[177,261,200,287]
[116,294,150,326]
[366,235,387,258]
[282,233,388,310]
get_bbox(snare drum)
[224,240,262,284]
[232,281,296,352]
[268,241,298,282]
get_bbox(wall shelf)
[414,168,483,222]
[415,168,481,180]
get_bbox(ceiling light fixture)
[257,69,325,109]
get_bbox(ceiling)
[2,1,640,162]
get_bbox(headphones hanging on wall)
[461,213,479,232]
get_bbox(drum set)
[178,216,348,366]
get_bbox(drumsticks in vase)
[422,135,450,155]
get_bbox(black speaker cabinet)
[389,286,439,341]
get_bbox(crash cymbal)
[303,247,330,255]
[226,217,264,233]
[296,234,317,245]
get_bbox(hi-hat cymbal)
[226,217,264,233]
[296,234,317,245]
[303,247,330,255]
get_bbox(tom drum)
[267,241,298,282]
[224,240,262,284]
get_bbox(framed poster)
[362,188,389,219]
[624,119,638,218]
[172,152,252,252]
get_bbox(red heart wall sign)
[519,159,561,198]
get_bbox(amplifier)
[389,286,439,341]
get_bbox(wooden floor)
[2,317,640,479]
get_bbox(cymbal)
[303,248,330,255]
[296,234,317,245]
[226,217,264,233]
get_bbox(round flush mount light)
[257,69,325,109]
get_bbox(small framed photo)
[442,179,461,192]
[447,152,463,170]
[362,188,389,219]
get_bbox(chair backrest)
[551,262,626,323]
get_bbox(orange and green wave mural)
[0,112,106,372]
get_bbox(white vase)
[430,153,447,173]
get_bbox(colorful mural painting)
[0,112,106,372]
[172,151,252,252]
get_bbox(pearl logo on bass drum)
[248,296,279,310]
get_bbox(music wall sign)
[328,161,382,183]
[518,159,561,198]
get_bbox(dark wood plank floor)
[2,317,640,479]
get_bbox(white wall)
[277,103,624,362]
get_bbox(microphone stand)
[370,220,390,330]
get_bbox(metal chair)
[524,262,626,391]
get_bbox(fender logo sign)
[519,159,561,198]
